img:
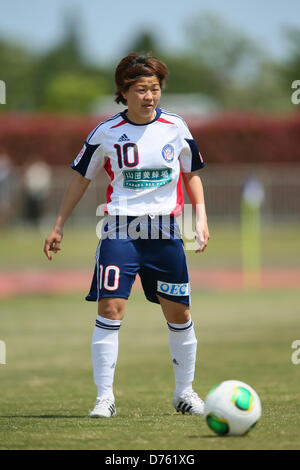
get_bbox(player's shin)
[91,315,121,400]
[167,318,197,398]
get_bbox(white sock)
[167,318,197,398]
[91,315,121,401]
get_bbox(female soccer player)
[44,52,210,418]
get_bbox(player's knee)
[98,298,126,320]
[174,310,191,324]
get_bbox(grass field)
[0,288,299,450]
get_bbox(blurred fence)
[4,164,300,227]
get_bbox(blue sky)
[1,0,300,64]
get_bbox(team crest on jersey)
[162,144,174,162]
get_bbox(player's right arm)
[43,172,90,260]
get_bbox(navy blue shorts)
[86,216,191,306]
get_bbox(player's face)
[122,76,161,124]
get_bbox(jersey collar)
[120,108,162,126]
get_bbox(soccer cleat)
[90,397,116,418]
[172,390,204,415]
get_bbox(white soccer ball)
[204,380,262,436]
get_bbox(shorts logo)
[157,281,189,296]
[162,144,175,162]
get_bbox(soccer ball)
[204,380,262,436]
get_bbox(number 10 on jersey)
[114,143,139,168]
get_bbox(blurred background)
[1,2,300,450]
[0,0,300,292]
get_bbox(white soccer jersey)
[71,108,205,216]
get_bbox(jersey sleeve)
[178,120,205,173]
[71,127,105,180]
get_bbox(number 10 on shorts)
[99,265,120,291]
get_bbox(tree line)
[1,12,299,114]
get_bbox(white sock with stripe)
[167,318,197,398]
[91,315,121,401]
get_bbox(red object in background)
[1,111,300,166]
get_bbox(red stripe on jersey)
[104,158,114,213]
[157,117,175,125]
[110,119,127,129]
[170,172,184,217]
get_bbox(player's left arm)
[182,172,210,253]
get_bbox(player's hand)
[43,227,63,261]
[195,220,210,253]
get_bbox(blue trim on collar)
[120,108,162,126]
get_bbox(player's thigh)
[87,238,139,311]
[98,297,127,321]
[141,238,191,319]
[157,294,190,324]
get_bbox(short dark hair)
[114,52,168,105]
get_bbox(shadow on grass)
[0,415,88,419]
[0,412,173,419]
[188,433,246,439]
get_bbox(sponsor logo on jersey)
[157,281,190,296]
[162,144,175,162]
[123,168,172,189]
[118,134,130,142]
[73,144,86,166]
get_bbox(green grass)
[0,289,299,450]
[0,223,300,270]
